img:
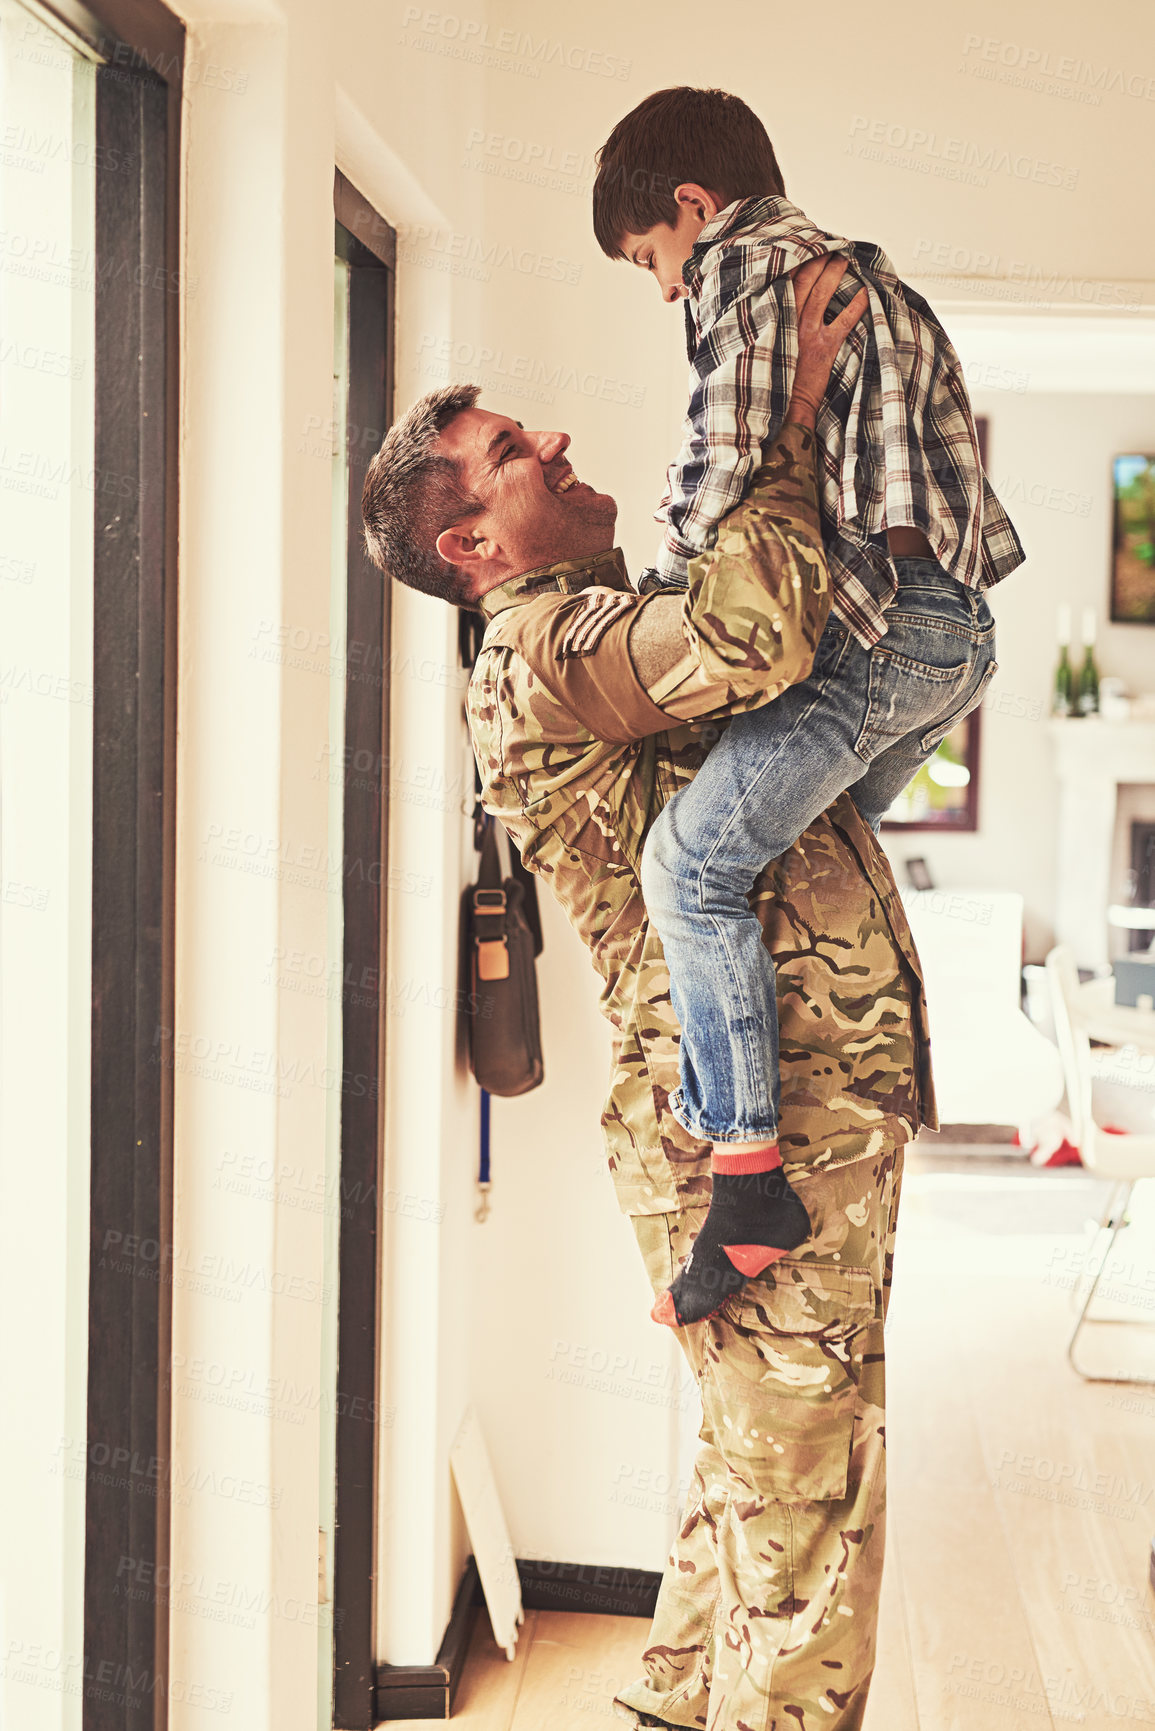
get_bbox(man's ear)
[673,182,721,224]
[434,525,501,574]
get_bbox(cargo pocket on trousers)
[699,1263,876,1503]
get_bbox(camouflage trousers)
[614,1141,904,1731]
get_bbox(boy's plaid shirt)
[651,196,1025,645]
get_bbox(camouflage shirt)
[467,423,936,1216]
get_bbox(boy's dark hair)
[593,87,786,259]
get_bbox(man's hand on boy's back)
[784,258,868,432]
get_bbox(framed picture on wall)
[878,415,988,835]
[1110,454,1155,624]
[880,707,982,833]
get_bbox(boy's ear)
[673,183,722,224]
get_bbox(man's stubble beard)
[518,490,617,574]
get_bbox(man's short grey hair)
[361,383,482,604]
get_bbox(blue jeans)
[640,558,997,1142]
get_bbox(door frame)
[331,170,395,1731]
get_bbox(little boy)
[593,87,1023,1327]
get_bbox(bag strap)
[472,818,509,982]
[508,844,543,958]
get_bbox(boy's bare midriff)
[886,525,934,557]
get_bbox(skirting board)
[374,1556,663,1721]
[516,1557,662,1619]
[375,1557,481,1721]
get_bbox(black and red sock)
[651,1144,810,1328]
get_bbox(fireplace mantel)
[1051,718,1155,968]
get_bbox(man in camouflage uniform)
[362,261,936,1729]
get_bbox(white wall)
[477,895,694,1574]
[149,0,1155,1725]
[173,17,333,1731]
[170,3,488,1726]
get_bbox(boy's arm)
[654,260,795,588]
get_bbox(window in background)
[0,1,183,1726]
[0,6,97,1724]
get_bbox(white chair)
[1045,944,1155,1382]
[901,889,1063,1125]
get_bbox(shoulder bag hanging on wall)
[464,816,544,1096]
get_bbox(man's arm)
[497,261,867,746]
[636,419,828,717]
[498,420,827,748]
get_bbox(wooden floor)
[386,1157,1155,1730]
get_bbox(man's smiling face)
[434,407,617,600]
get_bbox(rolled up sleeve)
[486,423,831,748]
[646,422,832,723]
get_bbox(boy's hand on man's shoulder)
[783,258,868,432]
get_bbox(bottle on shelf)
[1077,606,1100,717]
[1053,603,1074,718]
